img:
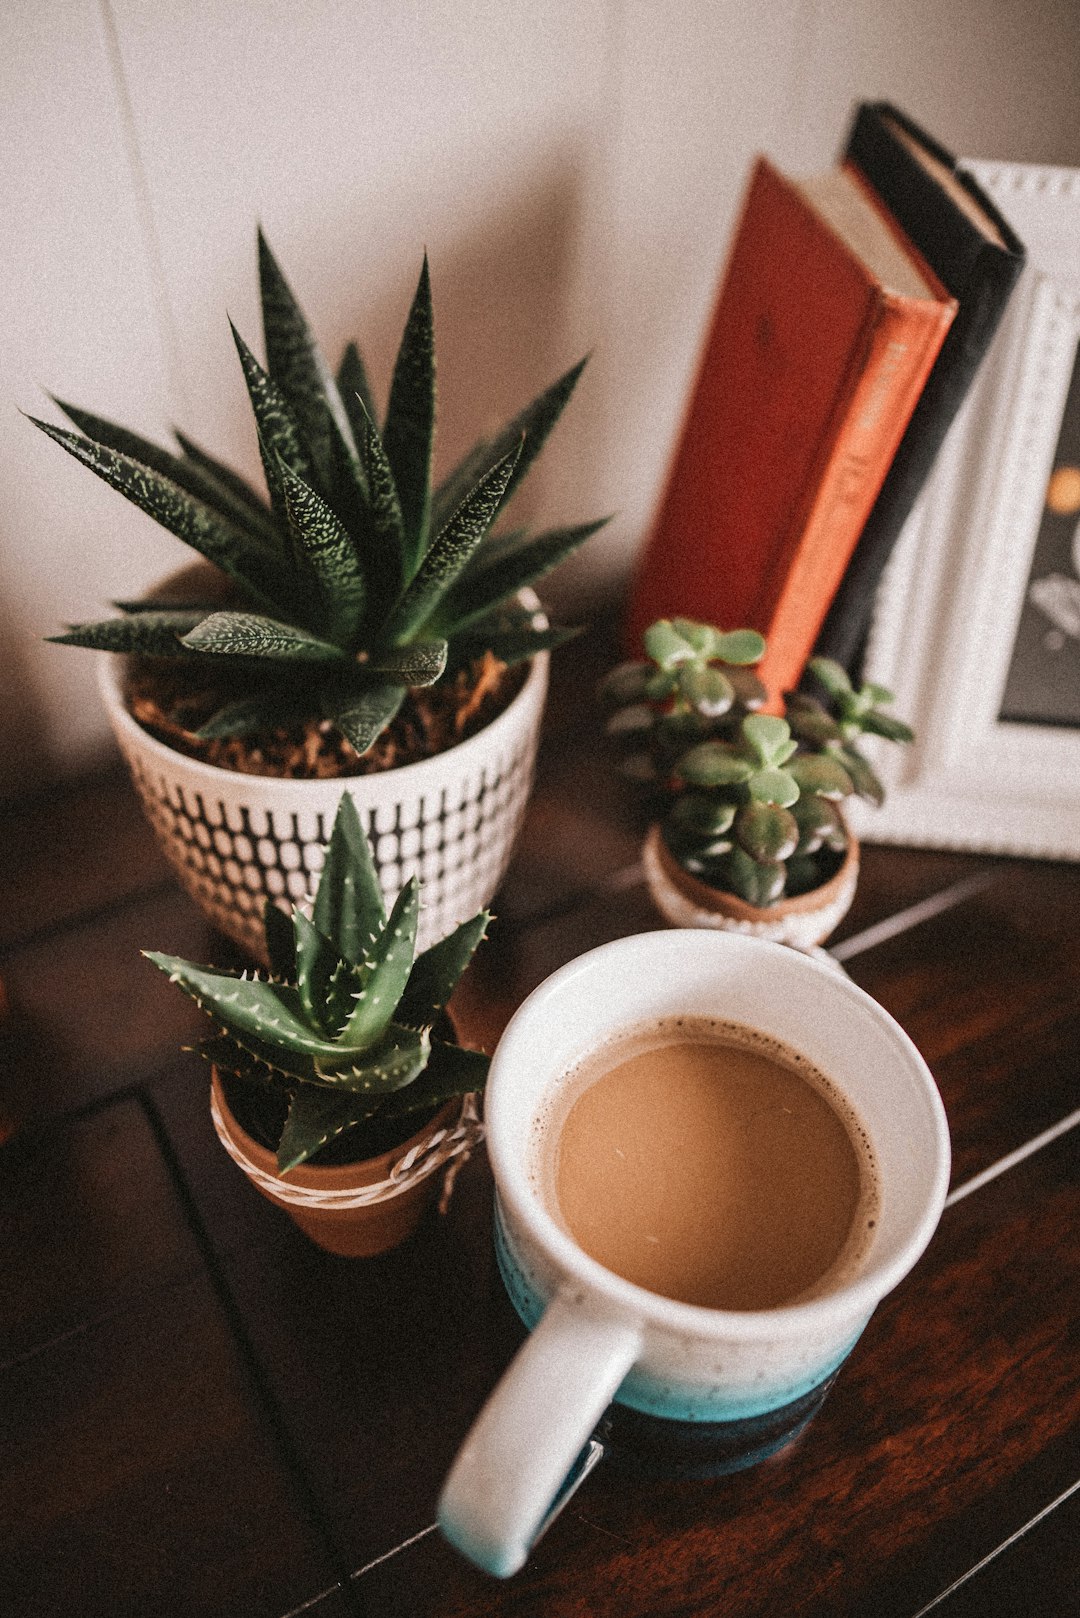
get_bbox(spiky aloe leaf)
[311,792,385,961]
[383,444,520,646]
[431,356,587,533]
[449,603,578,668]
[174,428,274,526]
[230,321,316,534]
[337,340,377,438]
[53,399,279,547]
[366,639,448,686]
[355,400,407,608]
[312,1021,430,1090]
[376,1039,489,1120]
[144,954,330,1056]
[397,911,490,1028]
[194,688,314,739]
[29,417,286,615]
[258,229,359,486]
[279,463,367,646]
[382,254,435,573]
[48,609,209,657]
[264,900,297,980]
[432,517,610,636]
[181,610,346,662]
[321,677,406,755]
[335,878,420,1050]
[292,909,345,1037]
[276,1082,381,1172]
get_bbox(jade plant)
[602,618,913,907]
[145,794,490,1172]
[35,233,607,755]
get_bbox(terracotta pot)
[210,1071,482,1257]
[642,821,859,950]
[98,585,548,965]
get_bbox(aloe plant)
[145,793,490,1172]
[602,620,913,907]
[36,233,607,754]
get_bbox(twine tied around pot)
[210,1089,485,1213]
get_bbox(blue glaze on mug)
[494,1198,863,1430]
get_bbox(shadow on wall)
[0,552,60,801]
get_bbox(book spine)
[755,292,955,702]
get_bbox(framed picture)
[847,162,1080,860]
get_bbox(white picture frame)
[847,163,1080,860]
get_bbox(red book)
[627,155,957,702]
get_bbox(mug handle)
[438,1288,642,1577]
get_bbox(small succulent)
[145,794,490,1173]
[35,233,607,755]
[602,619,913,907]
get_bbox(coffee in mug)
[540,1018,879,1312]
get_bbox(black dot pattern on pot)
[122,743,535,961]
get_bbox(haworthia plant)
[601,622,913,907]
[37,233,609,755]
[145,794,490,1173]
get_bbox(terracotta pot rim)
[210,1069,470,1206]
[647,820,859,922]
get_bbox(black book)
[812,101,1026,674]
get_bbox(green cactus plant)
[145,793,490,1173]
[602,619,913,907]
[35,233,608,758]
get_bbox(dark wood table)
[3,631,1078,1617]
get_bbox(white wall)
[4,0,1080,796]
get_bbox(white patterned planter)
[101,643,548,962]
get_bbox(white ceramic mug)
[438,930,951,1577]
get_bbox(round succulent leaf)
[784,852,826,897]
[727,668,768,710]
[734,800,799,862]
[786,703,842,745]
[677,662,734,718]
[747,767,799,807]
[599,660,651,705]
[835,744,884,807]
[644,669,677,701]
[792,792,843,854]
[675,742,753,788]
[807,656,853,699]
[787,753,854,800]
[644,618,699,668]
[709,627,766,665]
[606,702,656,736]
[668,793,737,838]
[727,846,786,907]
[669,617,715,653]
[742,713,792,765]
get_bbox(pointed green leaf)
[377,1039,489,1121]
[312,791,386,961]
[276,1082,380,1172]
[322,677,406,754]
[432,517,610,636]
[384,444,520,645]
[143,953,329,1055]
[860,710,914,744]
[312,1021,430,1091]
[258,230,359,483]
[337,340,377,437]
[279,462,367,646]
[367,639,448,686]
[195,690,311,740]
[398,911,490,1027]
[182,610,345,661]
[30,416,285,615]
[336,878,420,1050]
[52,398,278,546]
[449,620,579,668]
[431,356,587,532]
[355,401,406,607]
[263,900,297,981]
[230,321,315,531]
[383,254,435,572]
[292,909,345,1037]
[49,610,209,657]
